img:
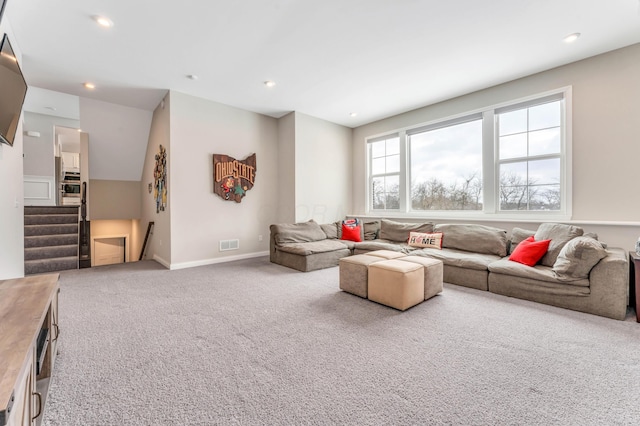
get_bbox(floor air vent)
[219,239,240,251]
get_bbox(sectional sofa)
[269,219,629,320]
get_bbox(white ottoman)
[366,250,406,260]
[339,254,385,298]
[368,259,424,311]
[397,257,444,300]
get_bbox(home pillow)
[434,224,508,257]
[408,232,443,249]
[553,236,607,279]
[273,220,326,245]
[379,219,434,242]
[341,219,362,242]
[509,236,551,267]
[534,223,584,267]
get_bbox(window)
[366,89,570,217]
[369,135,400,210]
[497,98,562,211]
[409,116,483,211]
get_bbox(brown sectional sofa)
[269,219,629,320]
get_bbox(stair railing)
[79,182,89,258]
[139,221,155,260]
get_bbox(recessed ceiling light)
[349,112,358,117]
[83,82,96,89]
[187,74,199,80]
[77,129,82,132]
[93,15,114,28]
[264,80,276,88]
[563,32,581,43]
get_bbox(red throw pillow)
[341,220,362,242]
[509,236,551,267]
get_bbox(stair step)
[25,256,78,275]
[25,244,78,261]
[24,206,79,216]
[24,223,78,236]
[25,234,78,248]
[24,214,79,225]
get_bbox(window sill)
[355,212,640,227]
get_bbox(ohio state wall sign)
[212,153,256,203]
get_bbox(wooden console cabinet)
[0,274,60,426]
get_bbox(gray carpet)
[43,257,640,425]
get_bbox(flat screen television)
[0,33,28,147]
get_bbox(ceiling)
[8,0,640,128]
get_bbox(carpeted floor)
[43,257,640,425]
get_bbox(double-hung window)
[368,135,401,210]
[366,89,570,218]
[496,94,564,211]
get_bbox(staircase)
[24,206,80,275]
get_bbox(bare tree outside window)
[411,172,482,210]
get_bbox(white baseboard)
[152,254,171,269]
[168,251,269,271]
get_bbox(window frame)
[365,87,572,221]
[407,112,484,213]
[367,133,403,212]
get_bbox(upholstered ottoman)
[397,257,444,300]
[366,250,406,260]
[339,254,385,298]
[368,259,424,311]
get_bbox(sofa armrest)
[269,224,278,262]
[589,247,629,316]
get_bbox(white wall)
[138,94,171,267]
[294,112,352,223]
[23,112,79,176]
[352,43,640,249]
[79,97,153,181]
[277,112,296,223]
[168,91,279,268]
[0,19,25,279]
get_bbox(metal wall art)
[154,144,167,212]
[213,153,256,203]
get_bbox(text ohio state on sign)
[212,153,257,203]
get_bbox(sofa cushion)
[434,224,508,257]
[408,232,443,249]
[534,223,584,267]
[553,236,607,279]
[488,258,590,287]
[337,220,367,241]
[410,248,502,271]
[341,219,362,242]
[273,220,327,245]
[277,239,350,256]
[509,227,536,254]
[508,236,551,267]
[363,221,380,240]
[379,219,434,242]
[354,239,413,253]
[320,222,339,239]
